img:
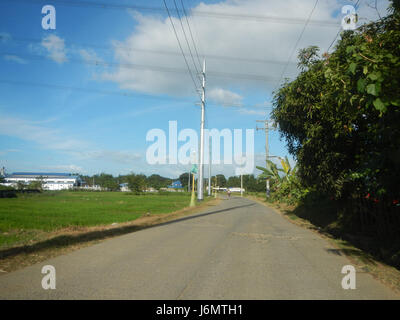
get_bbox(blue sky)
[0,0,388,178]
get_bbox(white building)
[228,187,245,193]
[1,172,83,190]
[120,183,130,192]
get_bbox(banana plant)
[257,157,298,185]
[256,160,284,186]
[279,156,298,183]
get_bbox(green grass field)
[0,191,191,248]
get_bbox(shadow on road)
[0,201,256,261]
[156,202,255,228]
[325,248,377,265]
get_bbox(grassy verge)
[246,194,400,294]
[0,191,219,273]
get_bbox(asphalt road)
[0,197,398,299]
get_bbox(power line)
[0,79,192,102]
[180,0,202,70]
[0,52,280,82]
[273,0,319,92]
[326,28,341,53]
[1,35,297,66]
[6,0,341,27]
[0,79,272,113]
[172,0,201,81]
[188,1,206,63]
[163,0,201,98]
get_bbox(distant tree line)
[78,172,266,193]
[79,173,173,192]
[178,172,265,192]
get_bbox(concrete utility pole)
[256,119,275,198]
[208,135,211,196]
[197,59,206,201]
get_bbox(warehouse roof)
[6,172,80,179]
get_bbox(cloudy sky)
[0,0,389,178]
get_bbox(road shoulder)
[246,195,400,296]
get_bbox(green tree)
[94,173,119,191]
[272,8,400,200]
[127,174,146,194]
[28,178,44,190]
[179,172,190,190]
[227,176,240,188]
[16,181,26,190]
[146,174,172,189]
[215,174,227,187]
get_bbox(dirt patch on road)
[0,198,220,274]
[231,232,300,243]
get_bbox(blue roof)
[168,180,183,188]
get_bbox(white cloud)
[0,114,144,169]
[100,0,389,98]
[99,0,334,96]
[41,34,67,64]
[208,88,243,106]
[0,115,87,152]
[3,54,28,64]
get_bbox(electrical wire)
[0,78,273,113]
[172,0,201,82]
[180,0,202,70]
[1,34,296,66]
[0,78,192,102]
[273,0,319,92]
[0,52,279,82]
[162,0,201,98]
[5,0,341,27]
